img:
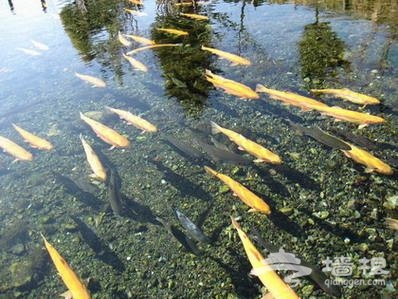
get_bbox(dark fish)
[162,134,203,160]
[194,138,251,165]
[156,216,201,255]
[250,227,341,298]
[108,169,123,216]
[174,210,210,244]
[71,216,125,271]
[330,127,377,150]
[289,121,351,150]
[210,135,233,152]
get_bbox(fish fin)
[204,165,217,177]
[27,142,39,148]
[230,62,238,66]
[59,290,73,299]
[237,146,245,151]
[210,121,222,134]
[232,192,238,197]
[250,266,270,276]
[333,119,342,122]
[364,167,375,173]
[89,173,101,180]
[341,150,351,158]
[255,84,266,92]
[253,159,264,163]
[358,124,368,129]
[248,208,257,213]
[108,145,116,150]
[140,130,146,134]
[300,106,312,112]
[262,293,275,299]
[11,159,19,164]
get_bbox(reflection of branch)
[76,0,88,13]
[8,0,14,12]
[238,0,247,54]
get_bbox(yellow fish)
[75,72,106,88]
[205,70,259,99]
[256,84,328,111]
[124,8,147,16]
[315,105,385,127]
[80,135,107,182]
[211,121,281,164]
[80,112,130,148]
[122,53,148,72]
[124,34,155,45]
[201,46,251,66]
[311,88,380,106]
[205,166,271,214]
[126,43,181,55]
[12,124,53,151]
[41,234,91,299]
[118,31,132,47]
[230,217,299,299]
[174,2,193,6]
[156,28,189,36]
[106,106,157,133]
[341,143,393,175]
[16,47,41,56]
[31,39,49,51]
[180,13,209,21]
[0,135,33,161]
[128,0,143,5]
[386,218,398,230]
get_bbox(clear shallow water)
[0,0,397,298]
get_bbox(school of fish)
[4,2,396,299]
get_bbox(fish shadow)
[148,159,212,201]
[122,195,161,226]
[208,252,260,298]
[298,207,367,243]
[169,225,202,255]
[257,98,306,123]
[273,164,321,191]
[51,172,102,211]
[269,209,307,239]
[248,187,306,239]
[70,216,126,272]
[252,165,291,197]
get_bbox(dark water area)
[0,0,397,298]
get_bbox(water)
[0,0,397,298]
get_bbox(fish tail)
[205,69,213,78]
[79,133,85,142]
[230,216,241,230]
[210,121,222,135]
[204,165,217,177]
[39,232,47,242]
[105,106,114,113]
[255,84,268,93]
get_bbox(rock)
[9,260,34,289]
